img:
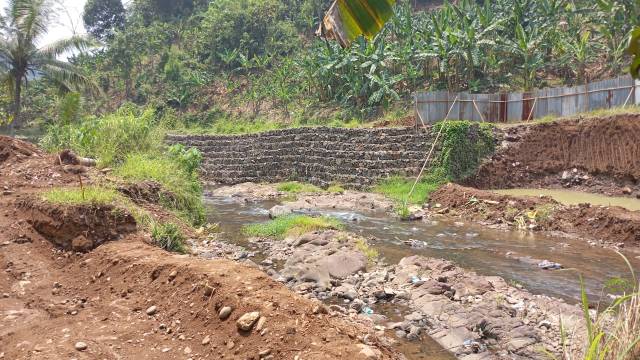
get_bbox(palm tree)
[0,0,96,132]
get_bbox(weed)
[42,186,121,206]
[373,172,446,206]
[551,253,640,360]
[327,184,345,194]
[504,206,520,221]
[243,215,343,239]
[115,154,205,225]
[355,238,379,265]
[276,181,323,194]
[151,222,187,254]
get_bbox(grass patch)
[115,154,205,225]
[243,215,343,239]
[327,184,345,194]
[355,238,379,265]
[373,173,446,205]
[276,181,323,194]
[151,222,187,253]
[42,186,122,206]
[506,105,640,127]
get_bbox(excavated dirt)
[16,198,137,252]
[429,183,640,248]
[0,135,41,164]
[467,114,640,197]
[0,137,401,360]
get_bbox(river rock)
[237,311,261,331]
[219,306,233,320]
[74,342,88,351]
[326,250,366,279]
[269,205,292,218]
[146,306,157,315]
[357,344,381,359]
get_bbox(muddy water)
[494,188,640,211]
[204,193,639,359]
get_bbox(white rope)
[404,96,459,208]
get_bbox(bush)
[40,107,161,167]
[115,154,205,225]
[243,215,343,239]
[151,222,187,253]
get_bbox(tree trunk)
[9,75,22,137]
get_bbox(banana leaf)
[319,0,397,48]
[630,27,640,79]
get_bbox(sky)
[0,0,87,46]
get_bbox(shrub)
[40,107,161,167]
[151,222,187,253]
[115,154,205,225]
[243,215,343,239]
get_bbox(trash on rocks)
[538,260,563,270]
[361,307,374,315]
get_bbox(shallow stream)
[494,188,640,211]
[203,191,640,359]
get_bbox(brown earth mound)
[467,114,640,196]
[16,197,137,252]
[0,135,400,360]
[0,135,41,164]
[430,183,640,248]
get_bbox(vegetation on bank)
[4,0,637,135]
[42,186,123,206]
[277,181,323,194]
[243,215,344,239]
[558,257,640,360]
[40,106,205,226]
[151,222,188,254]
[374,120,495,208]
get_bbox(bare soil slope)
[468,114,640,196]
[0,136,399,360]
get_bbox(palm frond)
[38,35,97,58]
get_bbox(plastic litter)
[362,307,374,315]
[538,260,563,270]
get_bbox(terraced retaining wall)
[167,127,435,188]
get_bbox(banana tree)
[320,0,397,48]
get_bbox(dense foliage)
[3,0,637,131]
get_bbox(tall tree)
[83,0,125,41]
[0,0,96,132]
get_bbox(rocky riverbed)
[190,226,585,360]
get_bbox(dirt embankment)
[0,136,400,360]
[467,114,640,197]
[429,183,640,248]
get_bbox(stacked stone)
[166,126,435,189]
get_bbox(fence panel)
[415,75,638,124]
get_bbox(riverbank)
[0,136,400,360]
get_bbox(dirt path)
[0,136,401,360]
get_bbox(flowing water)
[494,188,640,211]
[204,191,640,359]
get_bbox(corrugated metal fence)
[415,75,640,123]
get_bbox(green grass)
[373,173,447,206]
[243,215,344,239]
[151,222,187,253]
[327,184,345,194]
[114,154,205,225]
[42,186,122,206]
[276,181,323,194]
[355,238,379,265]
